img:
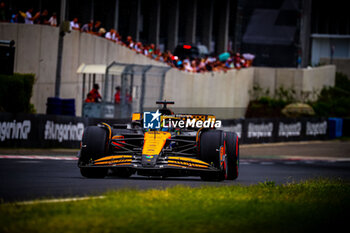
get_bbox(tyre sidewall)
[79,126,109,163]
[225,132,239,180]
[199,130,225,181]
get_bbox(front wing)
[78,155,221,176]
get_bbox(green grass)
[1,179,349,233]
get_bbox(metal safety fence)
[77,62,171,119]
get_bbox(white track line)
[17,196,105,205]
[0,155,78,160]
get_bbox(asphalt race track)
[1,141,350,202]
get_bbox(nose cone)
[141,131,171,167]
[141,154,158,167]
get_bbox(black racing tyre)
[79,126,109,163]
[79,126,109,178]
[225,132,239,180]
[199,130,225,181]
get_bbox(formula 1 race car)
[77,101,239,181]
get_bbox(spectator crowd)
[0,2,254,73]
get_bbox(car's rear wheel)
[225,132,239,180]
[79,126,109,178]
[199,130,225,181]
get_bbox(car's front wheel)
[78,126,109,178]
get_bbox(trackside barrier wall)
[0,113,129,148]
[0,113,330,148]
[220,118,329,144]
[0,23,335,118]
[328,118,343,139]
[343,118,350,137]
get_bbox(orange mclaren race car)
[77,101,239,181]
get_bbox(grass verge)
[0,179,349,233]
